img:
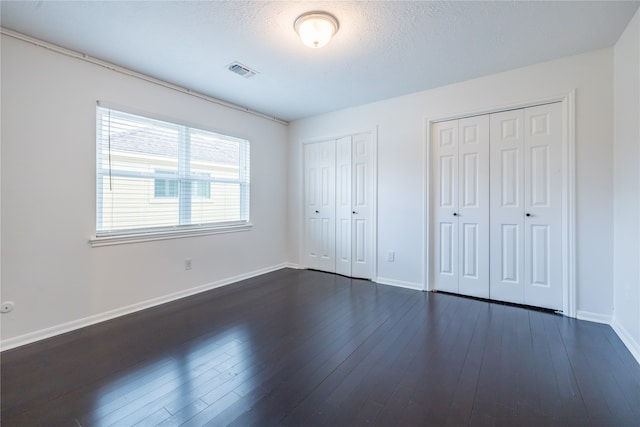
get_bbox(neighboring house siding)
[100,150,241,231]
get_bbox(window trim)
[90,222,253,247]
[94,102,251,244]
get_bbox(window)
[152,170,210,199]
[96,106,250,239]
[154,170,179,198]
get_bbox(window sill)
[90,223,252,247]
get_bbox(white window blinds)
[96,106,250,237]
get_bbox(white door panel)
[304,140,336,273]
[432,116,489,297]
[305,144,320,269]
[439,221,455,275]
[433,120,459,293]
[523,103,563,310]
[336,137,352,276]
[457,115,489,298]
[500,224,520,283]
[461,223,478,278]
[350,133,374,279]
[355,219,366,263]
[490,109,525,304]
[440,155,456,208]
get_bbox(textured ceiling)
[1,1,638,122]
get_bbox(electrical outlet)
[184,258,192,270]
[388,251,395,262]
[1,301,15,313]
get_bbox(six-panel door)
[432,116,490,297]
[304,140,336,273]
[522,103,563,310]
[335,137,353,277]
[457,115,490,298]
[432,120,459,293]
[489,109,526,304]
[350,133,374,279]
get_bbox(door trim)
[424,91,577,318]
[299,128,378,281]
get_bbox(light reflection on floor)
[90,324,252,426]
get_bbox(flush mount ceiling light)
[294,11,339,49]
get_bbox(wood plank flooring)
[2,268,639,426]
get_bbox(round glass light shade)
[294,12,339,49]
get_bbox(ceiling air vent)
[228,62,258,79]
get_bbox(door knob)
[453,213,458,216]
[315,210,319,213]
[526,213,531,217]
[352,211,358,214]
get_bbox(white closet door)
[490,109,526,304]
[432,120,459,293]
[336,136,352,277]
[457,115,490,298]
[304,140,336,272]
[432,104,563,309]
[350,133,374,279]
[523,103,563,310]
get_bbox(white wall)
[0,35,289,346]
[613,8,640,362]
[4,24,635,357]
[289,48,614,317]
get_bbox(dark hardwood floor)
[2,268,639,426]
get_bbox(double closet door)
[304,133,374,279]
[432,102,563,310]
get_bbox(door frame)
[424,91,577,318]
[299,128,379,281]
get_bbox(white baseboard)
[576,310,613,324]
[575,310,639,366]
[284,262,302,269]
[0,263,290,352]
[6,265,638,368]
[375,277,424,291]
[611,319,640,365]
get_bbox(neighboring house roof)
[108,126,240,165]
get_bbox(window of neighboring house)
[95,105,250,241]
[154,169,179,198]
[153,171,209,199]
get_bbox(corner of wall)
[612,319,640,365]
[612,6,640,366]
[1,263,290,351]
